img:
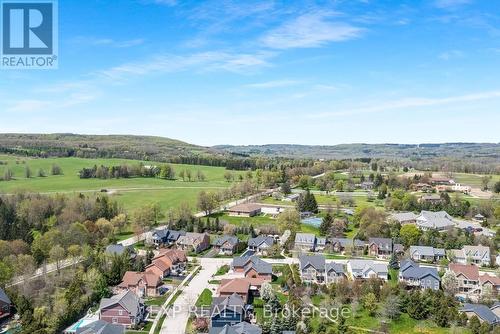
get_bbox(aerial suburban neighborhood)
[0,1,499,334]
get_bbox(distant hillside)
[0,133,226,165]
[214,143,500,161]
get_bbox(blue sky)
[1,0,499,146]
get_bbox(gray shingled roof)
[211,293,245,317]
[243,257,272,275]
[391,212,417,222]
[99,290,142,317]
[76,320,125,334]
[409,246,445,257]
[461,304,499,325]
[368,238,392,251]
[215,235,239,247]
[417,211,455,229]
[295,233,316,245]
[326,262,344,274]
[299,254,325,271]
[209,323,262,334]
[248,235,274,247]
[0,288,10,304]
[399,260,439,281]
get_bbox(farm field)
[0,155,245,211]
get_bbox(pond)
[301,217,322,227]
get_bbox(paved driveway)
[160,258,230,334]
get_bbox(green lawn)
[195,288,213,307]
[0,155,246,212]
[214,264,230,276]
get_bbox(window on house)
[112,317,118,324]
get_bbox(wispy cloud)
[98,51,274,80]
[438,49,464,60]
[245,79,301,89]
[309,90,500,118]
[261,11,364,49]
[71,37,145,48]
[434,0,471,9]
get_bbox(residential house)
[448,263,481,295]
[419,194,442,205]
[228,203,262,217]
[347,260,388,280]
[145,256,171,279]
[390,212,418,225]
[430,177,454,185]
[295,233,317,252]
[214,236,241,255]
[232,256,272,282]
[105,244,137,259]
[479,274,500,295]
[460,304,499,325]
[0,288,11,319]
[146,228,186,247]
[450,245,491,267]
[247,235,275,256]
[209,322,262,334]
[316,237,327,252]
[399,260,440,291]
[368,238,393,258]
[217,279,251,303]
[299,254,326,284]
[298,254,346,285]
[409,246,446,263]
[156,249,187,276]
[177,232,210,253]
[359,181,374,190]
[99,290,145,328]
[75,320,125,334]
[411,183,432,192]
[492,302,500,318]
[416,211,455,231]
[210,293,246,328]
[117,271,162,298]
[325,263,346,284]
[330,238,365,255]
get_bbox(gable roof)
[248,235,274,248]
[242,257,272,275]
[156,248,187,263]
[99,290,142,317]
[218,279,251,295]
[76,320,125,334]
[449,263,479,280]
[416,211,455,229]
[295,233,316,245]
[215,235,240,247]
[368,238,392,251]
[326,262,344,275]
[229,203,262,213]
[331,238,365,247]
[209,323,262,334]
[479,273,500,286]
[348,260,388,275]
[119,271,162,289]
[409,245,445,257]
[462,245,490,259]
[178,232,208,246]
[400,260,440,281]
[461,304,499,325]
[211,293,245,317]
[391,212,418,222]
[0,288,10,304]
[299,254,325,271]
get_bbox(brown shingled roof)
[449,263,479,280]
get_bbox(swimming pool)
[301,217,322,227]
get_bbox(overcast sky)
[1,0,499,146]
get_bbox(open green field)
[0,155,245,211]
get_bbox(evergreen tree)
[319,212,333,236]
[389,252,399,269]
